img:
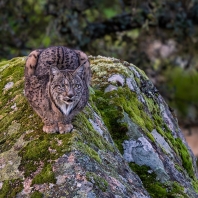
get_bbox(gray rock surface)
[0,56,197,197]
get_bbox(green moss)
[112,88,161,133]
[90,56,129,87]
[0,180,10,198]
[174,163,184,173]
[129,163,188,198]
[0,179,23,198]
[170,182,188,198]
[89,97,102,117]
[143,95,164,128]
[74,111,114,152]
[157,127,176,153]
[92,89,128,153]
[175,138,194,179]
[192,180,198,193]
[134,76,141,86]
[157,126,195,180]
[86,172,108,192]
[0,58,24,108]
[132,64,149,80]
[129,163,166,197]
[30,191,43,198]
[19,133,72,178]
[146,131,155,142]
[159,123,195,179]
[77,142,102,163]
[92,87,159,152]
[0,57,45,153]
[32,164,56,185]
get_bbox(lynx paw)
[43,124,59,134]
[58,123,73,134]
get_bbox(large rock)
[0,56,197,197]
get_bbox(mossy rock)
[0,56,197,197]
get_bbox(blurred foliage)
[165,67,198,126]
[1,0,198,126]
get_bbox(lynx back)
[25,46,91,133]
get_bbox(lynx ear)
[50,67,61,81]
[50,67,61,76]
[74,63,84,78]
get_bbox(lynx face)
[49,66,84,116]
[25,47,91,133]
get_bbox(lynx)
[25,46,91,133]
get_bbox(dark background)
[1,0,198,152]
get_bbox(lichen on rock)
[0,55,197,197]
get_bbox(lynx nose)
[67,93,74,98]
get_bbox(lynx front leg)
[58,122,73,134]
[43,123,59,134]
[57,105,85,134]
[42,117,59,134]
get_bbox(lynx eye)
[75,84,81,88]
[56,85,64,91]
[56,85,61,89]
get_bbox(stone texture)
[0,56,197,197]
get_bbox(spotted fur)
[25,46,91,133]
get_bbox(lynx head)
[49,65,84,116]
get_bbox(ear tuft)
[74,64,84,77]
[51,67,60,76]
